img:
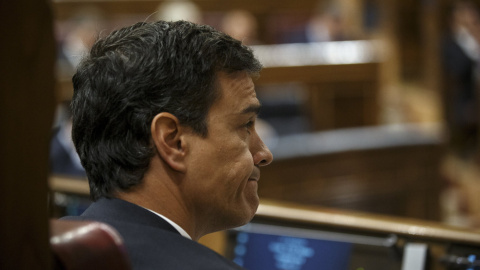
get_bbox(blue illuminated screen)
[233,232,352,270]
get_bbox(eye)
[244,120,255,134]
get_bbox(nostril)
[258,156,272,166]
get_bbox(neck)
[115,156,209,241]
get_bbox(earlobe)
[151,113,187,172]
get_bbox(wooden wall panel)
[257,63,380,131]
[0,1,56,269]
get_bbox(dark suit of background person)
[61,20,273,269]
[50,103,86,178]
[442,0,480,158]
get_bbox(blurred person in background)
[50,102,86,178]
[282,0,349,43]
[442,0,480,159]
[56,7,104,78]
[155,0,202,23]
[221,10,260,45]
[440,0,480,230]
[51,8,103,178]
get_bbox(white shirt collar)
[142,207,192,240]
[455,26,480,61]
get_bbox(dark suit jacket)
[441,34,478,126]
[62,198,244,270]
[49,127,87,178]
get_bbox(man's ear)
[151,113,187,172]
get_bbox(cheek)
[191,136,254,191]
[226,153,255,192]
[221,142,253,171]
[225,158,252,182]
[213,143,254,186]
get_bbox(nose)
[252,131,273,167]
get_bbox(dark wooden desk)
[259,124,444,221]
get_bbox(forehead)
[211,71,258,114]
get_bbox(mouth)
[248,168,260,182]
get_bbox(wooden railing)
[247,200,480,270]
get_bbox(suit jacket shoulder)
[61,198,244,270]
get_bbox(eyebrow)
[240,103,261,115]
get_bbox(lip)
[248,168,260,182]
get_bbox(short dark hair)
[71,20,262,200]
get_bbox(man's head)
[177,70,273,235]
[71,20,264,201]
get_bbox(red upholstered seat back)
[50,220,131,270]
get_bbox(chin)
[226,204,258,229]
[241,201,259,224]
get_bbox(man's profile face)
[183,71,273,232]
